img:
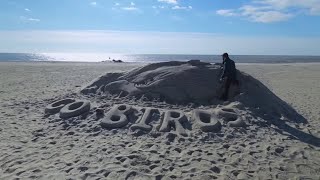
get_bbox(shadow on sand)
[238,73,319,147]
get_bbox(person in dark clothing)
[219,53,238,101]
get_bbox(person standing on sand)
[219,53,238,101]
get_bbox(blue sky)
[1,0,320,55]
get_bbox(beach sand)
[0,62,319,179]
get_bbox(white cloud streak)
[216,9,236,17]
[28,18,40,22]
[172,5,192,10]
[20,16,40,22]
[216,0,320,23]
[256,0,320,14]
[158,0,178,4]
[90,2,97,6]
[152,5,166,9]
[24,8,31,12]
[121,2,139,11]
[240,5,293,23]
[122,7,138,11]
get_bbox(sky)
[0,0,320,55]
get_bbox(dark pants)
[221,78,238,101]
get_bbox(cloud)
[121,2,139,11]
[172,5,192,10]
[248,11,292,23]
[90,2,97,6]
[152,5,166,9]
[256,0,320,14]
[24,8,31,12]
[28,18,40,22]
[115,3,120,6]
[216,0,320,23]
[216,9,236,17]
[158,0,177,4]
[122,7,138,11]
[20,16,40,22]
[240,5,293,23]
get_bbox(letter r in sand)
[159,110,189,136]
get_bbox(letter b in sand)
[100,104,132,129]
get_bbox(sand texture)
[0,62,319,179]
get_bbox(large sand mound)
[81,60,304,122]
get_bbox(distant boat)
[101,59,124,63]
[112,59,124,63]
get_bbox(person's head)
[222,53,229,61]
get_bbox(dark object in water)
[112,59,124,63]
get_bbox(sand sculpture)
[80,60,303,122]
[44,60,305,136]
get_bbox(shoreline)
[2,60,320,64]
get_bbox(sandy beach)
[0,61,319,179]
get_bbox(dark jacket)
[221,58,237,80]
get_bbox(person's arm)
[221,61,228,79]
[220,59,225,69]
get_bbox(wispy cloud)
[158,0,178,5]
[155,1,192,11]
[28,18,40,22]
[20,16,40,22]
[152,5,166,9]
[122,7,138,11]
[121,2,139,11]
[216,0,320,23]
[24,8,31,12]
[172,5,192,10]
[90,2,97,6]
[216,9,236,17]
[256,0,320,15]
[240,5,292,23]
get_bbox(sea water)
[1,53,320,63]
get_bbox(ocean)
[0,53,320,63]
